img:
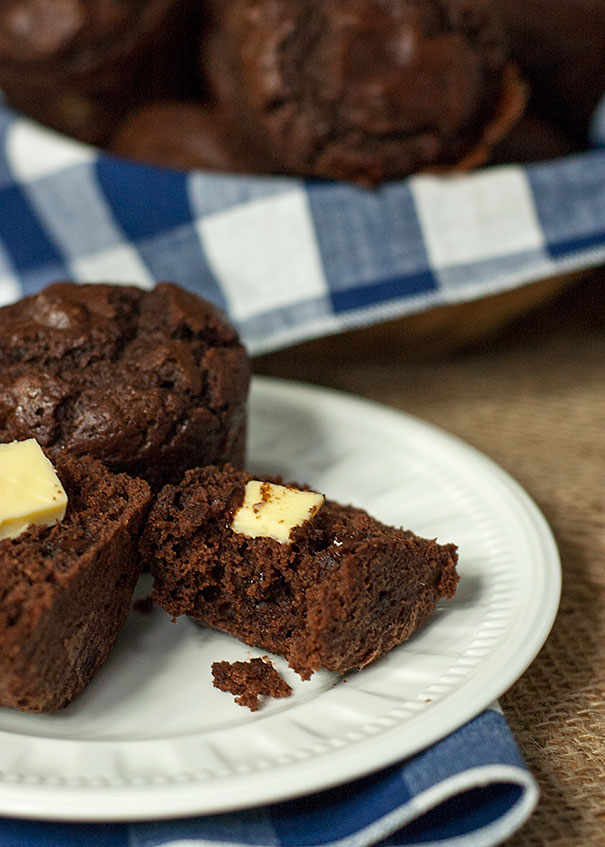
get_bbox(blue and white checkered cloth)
[1,102,605,356]
[3,96,602,844]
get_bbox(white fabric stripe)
[3,121,156,286]
[5,119,95,181]
[69,245,154,288]
[199,189,328,322]
[4,156,155,287]
[237,237,605,356]
[0,241,21,305]
[17,166,130,257]
[0,272,20,306]
[411,167,546,270]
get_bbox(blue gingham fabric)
[1,102,605,356]
[1,707,537,847]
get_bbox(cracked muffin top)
[201,0,525,184]
[0,282,250,487]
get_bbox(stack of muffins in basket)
[2,0,602,181]
[0,282,459,713]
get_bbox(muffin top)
[203,0,521,184]
[0,282,250,485]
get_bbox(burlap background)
[256,272,605,847]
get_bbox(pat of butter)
[231,480,324,544]
[0,439,68,541]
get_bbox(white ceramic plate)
[0,377,561,822]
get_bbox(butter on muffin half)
[0,447,151,712]
[141,464,459,679]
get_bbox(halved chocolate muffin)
[141,465,459,679]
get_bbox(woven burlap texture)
[257,276,605,847]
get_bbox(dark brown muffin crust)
[0,452,151,713]
[0,282,250,488]
[200,0,525,185]
[142,465,459,678]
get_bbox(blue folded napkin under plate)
[0,707,536,847]
[1,103,604,356]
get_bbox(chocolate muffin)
[199,0,526,185]
[0,0,200,145]
[0,451,151,712]
[111,100,278,174]
[141,465,459,679]
[0,282,250,488]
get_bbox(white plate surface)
[0,377,561,821]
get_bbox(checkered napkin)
[1,707,537,847]
[1,102,605,355]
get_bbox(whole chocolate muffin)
[0,282,250,488]
[0,451,151,713]
[200,0,526,185]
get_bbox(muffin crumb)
[211,657,293,711]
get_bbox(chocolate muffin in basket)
[0,446,151,713]
[0,282,250,488]
[194,0,525,185]
[0,0,200,144]
[111,100,280,174]
[141,465,459,679]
